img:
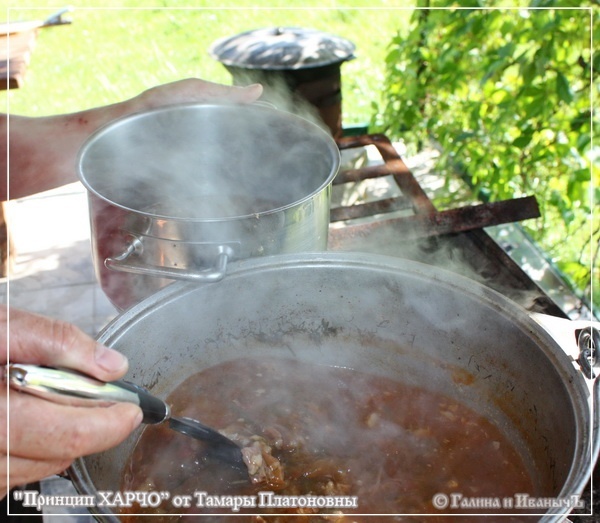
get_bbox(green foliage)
[374,0,598,312]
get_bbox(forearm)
[2,102,127,200]
[1,79,262,201]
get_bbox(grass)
[4,1,412,126]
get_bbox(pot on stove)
[209,27,356,138]
[68,252,598,522]
[77,103,340,310]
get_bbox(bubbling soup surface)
[121,357,537,522]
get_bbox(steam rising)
[79,81,341,309]
[76,69,572,515]
[78,85,335,221]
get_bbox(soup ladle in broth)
[5,364,247,472]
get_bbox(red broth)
[121,357,537,522]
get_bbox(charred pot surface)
[69,253,593,523]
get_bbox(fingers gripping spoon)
[5,364,246,471]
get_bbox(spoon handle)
[5,363,169,424]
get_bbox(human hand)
[0,306,142,495]
[127,78,263,112]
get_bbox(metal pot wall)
[77,103,340,310]
[69,252,596,521]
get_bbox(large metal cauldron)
[77,103,340,310]
[70,253,596,521]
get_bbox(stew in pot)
[121,357,538,522]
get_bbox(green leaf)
[520,61,537,85]
[374,5,597,310]
[576,133,591,151]
[455,131,476,142]
[556,72,574,104]
[512,132,534,149]
[557,262,591,284]
[497,41,516,59]
[571,110,591,132]
[480,59,506,86]
[593,52,600,75]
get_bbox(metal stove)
[328,133,569,318]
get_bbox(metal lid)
[209,27,355,70]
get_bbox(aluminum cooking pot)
[69,252,597,522]
[77,103,340,310]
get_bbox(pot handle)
[577,326,600,465]
[530,313,600,464]
[105,237,233,283]
[530,313,599,378]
